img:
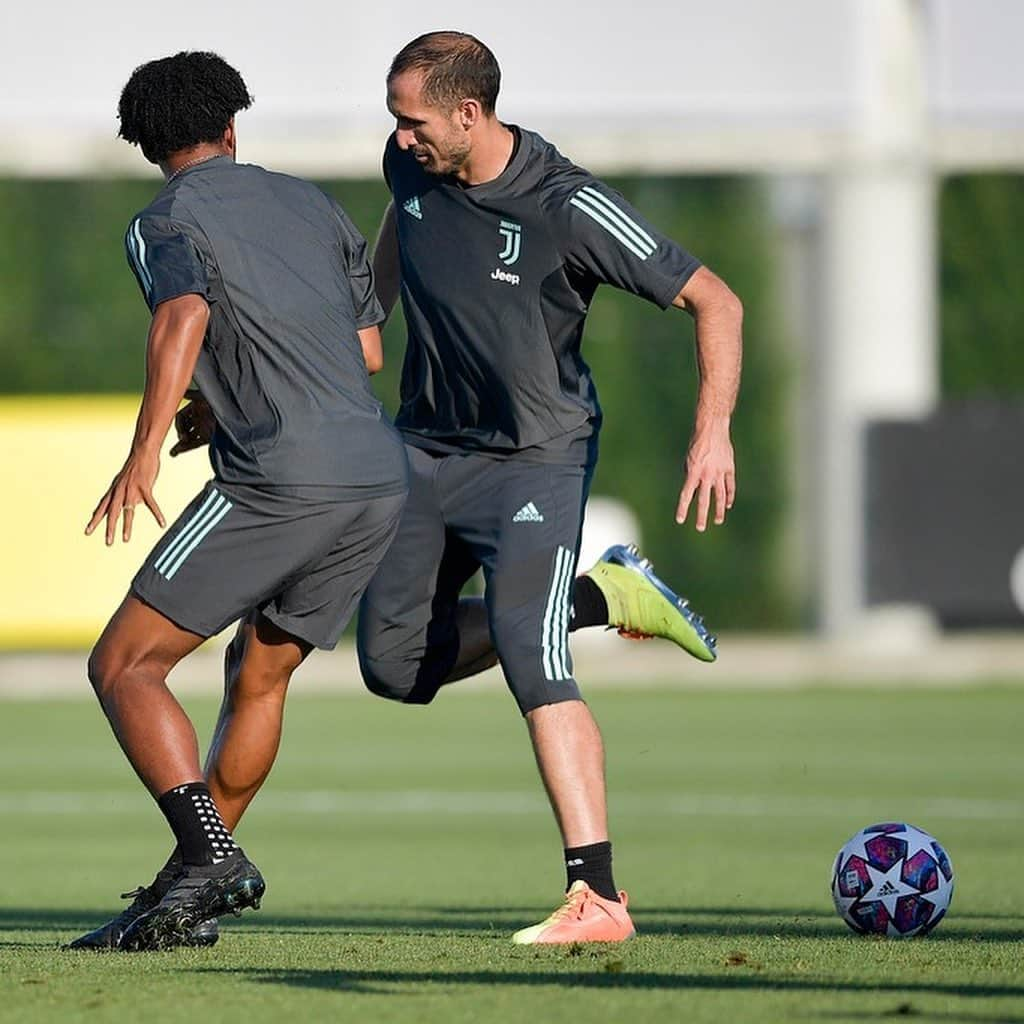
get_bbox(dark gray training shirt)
[125,156,406,495]
[384,127,702,465]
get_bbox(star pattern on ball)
[862,859,920,919]
[900,826,941,861]
[831,822,955,938]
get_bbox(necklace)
[166,152,221,184]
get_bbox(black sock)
[156,782,239,867]
[570,576,609,631]
[565,841,618,901]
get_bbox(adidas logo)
[403,196,422,220]
[512,502,544,523]
[876,881,899,897]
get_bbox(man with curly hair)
[70,51,408,952]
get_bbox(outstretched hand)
[85,450,165,545]
[676,417,736,531]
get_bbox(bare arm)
[372,202,400,319]
[86,293,209,544]
[358,325,384,375]
[672,266,743,531]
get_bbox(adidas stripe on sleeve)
[124,214,209,313]
[569,185,658,261]
[559,179,701,309]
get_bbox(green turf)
[1,684,1022,1023]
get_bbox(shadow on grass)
[3,905,1022,943]
[808,1011,1024,1023]
[197,965,1024,1002]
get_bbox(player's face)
[387,70,470,176]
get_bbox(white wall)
[4,0,1020,177]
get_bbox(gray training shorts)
[133,479,406,649]
[357,444,594,714]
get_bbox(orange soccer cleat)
[512,881,636,944]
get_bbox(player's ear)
[458,99,481,130]
[223,118,237,157]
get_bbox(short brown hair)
[388,32,500,115]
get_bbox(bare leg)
[88,596,208,797]
[204,613,311,829]
[525,699,608,847]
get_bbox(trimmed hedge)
[0,174,798,626]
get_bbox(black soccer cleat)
[67,881,220,951]
[119,853,264,952]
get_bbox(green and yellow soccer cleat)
[583,544,717,662]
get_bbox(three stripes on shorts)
[153,488,234,581]
[542,545,575,681]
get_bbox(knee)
[226,659,292,706]
[223,615,307,705]
[358,647,420,702]
[86,643,110,698]
[487,616,580,715]
[86,640,158,702]
[225,649,298,707]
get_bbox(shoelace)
[546,888,592,924]
[110,885,160,924]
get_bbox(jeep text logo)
[491,268,520,286]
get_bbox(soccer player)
[70,51,408,951]
[356,32,743,944]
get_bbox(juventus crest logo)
[498,220,521,265]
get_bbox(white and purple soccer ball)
[831,823,954,938]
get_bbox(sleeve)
[554,178,702,309]
[382,135,395,193]
[124,213,209,313]
[331,201,386,328]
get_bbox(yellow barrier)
[0,397,214,649]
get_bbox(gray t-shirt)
[384,127,701,464]
[125,156,406,495]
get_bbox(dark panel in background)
[866,402,1024,627]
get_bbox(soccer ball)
[831,822,954,938]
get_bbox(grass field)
[1,683,1022,1023]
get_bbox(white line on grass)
[1,791,1020,820]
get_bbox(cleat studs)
[627,543,639,554]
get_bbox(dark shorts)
[133,480,406,650]
[357,445,593,714]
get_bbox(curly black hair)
[118,51,253,164]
